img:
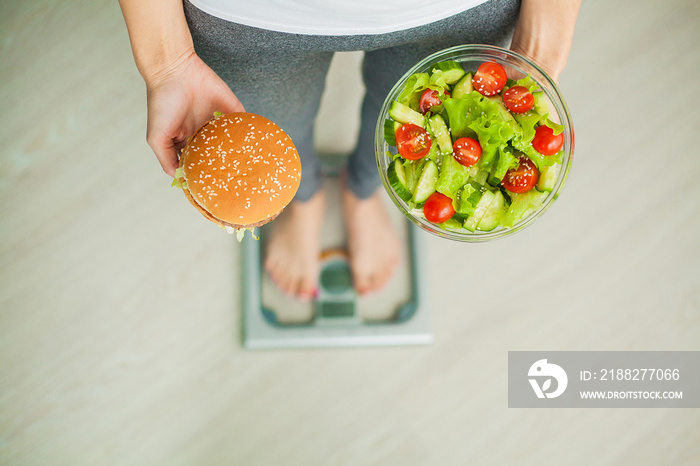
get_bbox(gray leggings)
[184,0,520,201]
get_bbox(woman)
[118,0,581,299]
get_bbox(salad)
[383,59,567,233]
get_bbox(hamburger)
[172,112,301,240]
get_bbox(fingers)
[148,96,240,178]
[147,130,181,177]
[144,53,249,177]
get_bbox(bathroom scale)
[239,162,432,349]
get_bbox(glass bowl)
[375,44,574,242]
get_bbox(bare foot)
[342,186,401,295]
[263,190,325,299]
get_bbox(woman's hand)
[118,0,244,176]
[145,50,245,176]
[510,0,582,82]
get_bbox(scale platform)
[240,175,432,349]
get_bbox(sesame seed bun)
[176,112,301,230]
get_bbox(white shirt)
[188,0,489,36]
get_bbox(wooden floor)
[1,0,699,464]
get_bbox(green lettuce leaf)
[543,117,565,136]
[171,167,187,188]
[501,189,548,228]
[442,88,565,187]
[225,226,258,242]
[442,93,482,140]
[532,91,550,116]
[512,111,541,146]
[455,182,482,216]
[469,115,515,171]
[514,74,540,93]
[397,72,449,112]
[428,69,448,90]
[435,152,471,200]
[491,145,519,183]
[444,93,521,171]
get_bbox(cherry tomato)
[502,85,534,113]
[396,123,432,160]
[423,192,455,223]
[452,137,482,167]
[532,125,564,156]
[472,61,507,96]
[419,89,446,114]
[501,156,539,193]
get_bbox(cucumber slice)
[387,159,412,202]
[429,61,466,84]
[428,114,452,153]
[476,190,506,231]
[486,95,516,123]
[442,218,466,231]
[388,101,425,127]
[383,119,401,146]
[464,189,496,232]
[451,72,473,99]
[412,160,439,204]
[404,160,422,193]
[536,162,561,192]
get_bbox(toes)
[297,275,317,300]
[266,261,317,300]
[353,257,400,296]
[354,268,381,296]
[373,269,391,293]
[266,262,295,297]
[286,272,315,301]
[351,267,371,295]
[275,272,293,297]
